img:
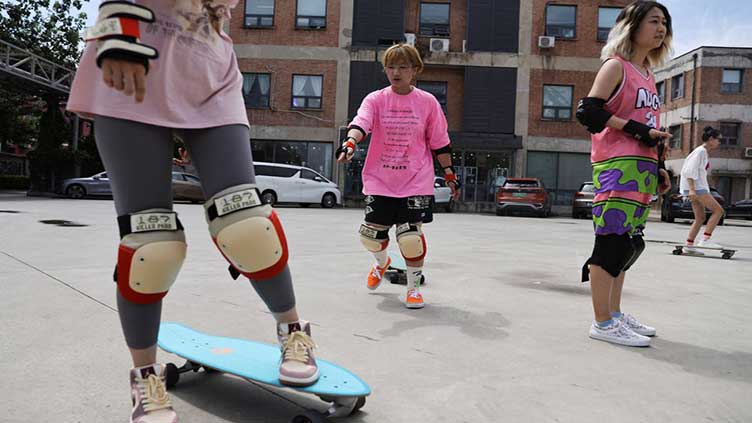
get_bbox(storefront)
[251,140,334,180]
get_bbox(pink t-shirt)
[67,0,248,129]
[350,87,450,197]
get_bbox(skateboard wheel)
[291,416,312,423]
[672,249,682,255]
[351,396,366,414]
[722,253,732,260]
[165,363,180,389]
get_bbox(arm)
[337,96,374,163]
[436,152,461,200]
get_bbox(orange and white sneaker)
[405,288,425,309]
[366,257,391,290]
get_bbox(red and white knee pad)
[205,184,289,281]
[359,224,389,252]
[115,209,187,304]
[396,223,426,261]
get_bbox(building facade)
[230,0,634,209]
[655,47,752,203]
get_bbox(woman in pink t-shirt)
[337,44,460,309]
[575,1,673,348]
[68,2,319,421]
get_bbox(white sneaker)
[683,244,705,255]
[589,319,650,347]
[617,313,656,337]
[697,239,724,249]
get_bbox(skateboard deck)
[157,322,370,420]
[385,250,427,285]
[672,245,736,259]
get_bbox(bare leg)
[610,271,625,315]
[130,346,158,368]
[687,199,706,241]
[699,194,724,235]
[589,265,615,322]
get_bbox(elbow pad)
[576,97,612,134]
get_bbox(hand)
[688,189,697,202]
[448,181,461,200]
[658,169,671,194]
[649,128,672,142]
[336,140,356,163]
[101,58,147,103]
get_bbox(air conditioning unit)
[429,38,450,53]
[404,33,416,46]
[538,36,555,48]
[744,147,752,159]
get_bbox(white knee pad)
[116,209,187,304]
[359,224,389,252]
[396,223,426,261]
[205,184,288,281]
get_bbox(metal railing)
[0,39,74,94]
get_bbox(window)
[296,0,326,29]
[171,173,186,181]
[597,7,620,41]
[671,73,684,100]
[722,69,743,93]
[542,85,573,120]
[656,80,665,105]
[301,168,327,182]
[545,5,576,39]
[417,81,448,114]
[292,75,323,109]
[244,0,274,27]
[184,174,201,184]
[254,165,299,177]
[252,141,333,179]
[668,124,682,149]
[720,122,740,147]
[242,73,271,108]
[419,3,450,36]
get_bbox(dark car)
[726,199,752,220]
[572,182,595,219]
[661,186,725,225]
[61,171,204,203]
[496,178,552,217]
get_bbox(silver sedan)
[60,172,204,203]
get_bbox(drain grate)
[39,219,89,227]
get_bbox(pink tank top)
[591,56,660,163]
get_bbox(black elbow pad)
[433,144,452,155]
[576,97,612,134]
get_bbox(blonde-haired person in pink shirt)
[337,44,460,309]
[68,2,320,421]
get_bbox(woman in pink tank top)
[575,1,674,347]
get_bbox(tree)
[0,0,88,67]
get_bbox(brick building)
[655,47,752,203]
[229,0,633,208]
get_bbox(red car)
[496,178,552,217]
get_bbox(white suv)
[253,162,342,208]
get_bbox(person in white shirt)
[679,126,724,253]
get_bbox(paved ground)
[1,192,751,423]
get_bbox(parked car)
[61,171,204,203]
[496,178,551,217]
[253,162,341,208]
[572,181,595,219]
[661,186,725,225]
[433,176,453,212]
[726,199,752,220]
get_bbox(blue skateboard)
[385,250,426,285]
[157,323,370,421]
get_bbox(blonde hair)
[382,44,424,74]
[601,1,673,68]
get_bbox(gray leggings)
[95,116,296,349]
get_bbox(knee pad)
[623,236,645,272]
[204,184,288,281]
[581,234,634,281]
[396,223,426,261]
[115,209,187,304]
[359,224,389,252]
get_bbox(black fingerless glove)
[623,119,660,147]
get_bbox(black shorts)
[364,195,434,226]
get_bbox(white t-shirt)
[679,145,710,192]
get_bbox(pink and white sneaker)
[129,364,177,423]
[277,321,320,386]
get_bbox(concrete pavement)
[1,193,750,423]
